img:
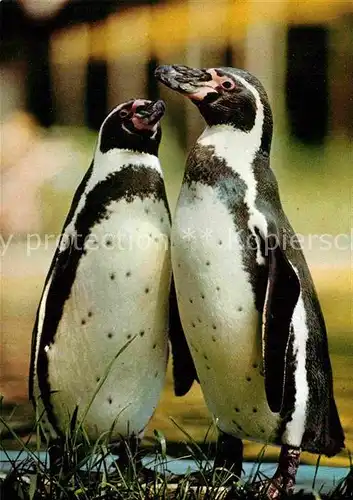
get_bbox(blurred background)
[0,0,352,467]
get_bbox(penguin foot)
[256,445,300,499]
[257,476,293,499]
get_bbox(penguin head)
[155,65,272,153]
[99,99,165,156]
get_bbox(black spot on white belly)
[81,319,86,325]
[197,317,202,323]
[154,370,158,378]
[153,343,157,349]
[206,261,210,266]
[108,397,112,404]
[110,273,115,280]
[107,332,113,339]
[238,306,243,312]
[96,376,100,382]
[216,286,220,291]
[145,287,149,294]
[126,271,131,277]
[189,298,193,304]
[253,408,258,413]
[246,376,251,382]
[201,293,205,299]
[88,311,93,318]
[139,330,145,337]
[234,407,240,413]
[127,334,132,339]
[212,324,217,330]
[212,336,216,342]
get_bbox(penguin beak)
[131,99,165,131]
[155,65,219,102]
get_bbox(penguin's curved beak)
[155,65,219,102]
[131,99,165,131]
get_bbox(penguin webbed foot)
[255,445,300,499]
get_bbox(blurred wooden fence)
[1,0,352,143]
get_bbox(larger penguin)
[29,99,177,469]
[156,65,344,497]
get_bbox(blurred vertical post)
[185,0,206,149]
[50,25,89,126]
[329,13,353,138]
[244,0,287,123]
[107,7,148,109]
[286,25,329,144]
[147,0,160,101]
[26,24,55,127]
[85,22,108,130]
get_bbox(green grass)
[1,335,353,500]
[1,410,352,500]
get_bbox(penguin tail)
[302,395,345,457]
[324,397,345,457]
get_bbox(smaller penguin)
[155,64,345,498]
[29,98,172,471]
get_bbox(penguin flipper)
[28,233,74,402]
[169,276,198,396]
[262,235,300,413]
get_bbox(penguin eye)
[221,80,235,90]
[119,109,129,118]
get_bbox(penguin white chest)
[172,183,279,440]
[45,197,170,439]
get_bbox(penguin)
[29,98,174,471]
[155,65,345,497]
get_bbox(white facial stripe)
[197,79,267,263]
[97,101,134,144]
[65,150,162,235]
[121,122,134,135]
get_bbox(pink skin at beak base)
[187,68,231,101]
[131,99,158,131]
